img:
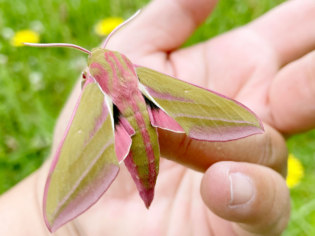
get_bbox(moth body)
[88,48,160,207]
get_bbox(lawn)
[0,0,314,235]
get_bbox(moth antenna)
[23,43,91,55]
[102,9,141,48]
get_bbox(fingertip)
[201,162,256,220]
[270,50,315,133]
[107,0,218,54]
[201,162,290,235]
[201,163,259,220]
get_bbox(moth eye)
[82,72,87,80]
[81,72,88,89]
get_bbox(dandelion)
[94,17,124,36]
[286,153,304,188]
[11,29,40,47]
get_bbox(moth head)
[23,10,141,62]
[81,71,88,89]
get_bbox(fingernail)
[229,172,255,207]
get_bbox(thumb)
[201,162,290,236]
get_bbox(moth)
[25,11,263,233]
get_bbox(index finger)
[248,0,315,66]
[158,123,288,175]
[107,0,217,54]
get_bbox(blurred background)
[0,0,314,235]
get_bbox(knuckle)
[259,127,288,176]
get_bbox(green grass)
[0,0,314,235]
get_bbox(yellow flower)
[286,153,304,188]
[94,17,124,36]
[11,30,40,47]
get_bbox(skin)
[1,0,315,235]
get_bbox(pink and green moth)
[25,11,263,233]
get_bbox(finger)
[270,50,315,133]
[159,123,288,175]
[248,0,315,66]
[201,162,290,236]
[107,0,217,54]
[169,0,315,96]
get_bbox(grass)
[0,0,314,235]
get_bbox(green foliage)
[0,0,147,193]
[284,131,315,236]
[0,0,314,235]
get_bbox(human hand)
[2,0,315,235]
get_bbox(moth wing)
[137,66,263,142]
[44,78,119,232]
[114,115,135,163]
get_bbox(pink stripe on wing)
[173,113,259,126]
[145,86,193,103]
[87,101,109,142]
[189,125,264,142]
[48,161,119,232]
[44,77,95,191]
[52,137,115,218]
